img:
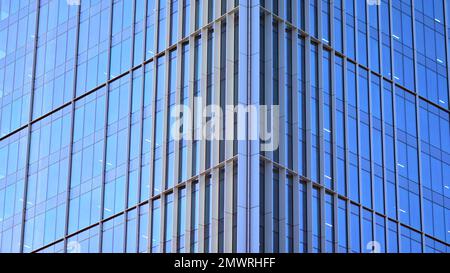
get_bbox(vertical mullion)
[190,0,196,34]
[146,0,161,249]
[378,0,390,253]
[387,0,401,252]
[177,0,184,43]
[277,19,287,253]
[410,0,425,252]
[199,28,208,175]
[184,179,192,252]
[171,39,184,252]
[341,0,351,253]
[158,193,166,252]
[136,0,148,253]
[264,162,274,252]
[237,1,260,253]
[227,0,235,12]
[166,0,171,48]
[223,13,236,253]
[98,0,114,253]
[319,187,326,253]
[330,0,335,47]
[263,11,274,253]
[278,169,287,252]
[154,0,161,54]
[365,0,377,251]
[304,0,312,186]
[224,161,234,252]
[292,176,300,252]
[304,0,313,253]
[210,167,220,252]
[186,36,195,193]
[317,0,323,40]
[444,0,450,107]
[212,21,221,169]
[19,0,41,253]
[171,187,179,252]
[264,13,274,169]
[291,11,300,177]
[146,51,158,253]
[203,0,209,27]
[368,78,378,251]
[198,175,206,252]
[332,193,339,253]
[225,14,235,162]
[341,0,346,53]
[136,0,150,253]
[160,55,170,196]
[63,0,81,253]
[343,57,351,253]
[330,50,339,252]
[157,25,171,254]
[367,70,377,251]
[329,0,339,251]
[291,28,300,253]
[123,0,138,253]
[353,0,364,253]
[317,1,327,253]
[183,36,195,253]
[247,2,259,253]
[214,0,220,21]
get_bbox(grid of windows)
[0,0,36,137]
[0,0,449,254]
[1,0,240,253]
[257,0,449,253]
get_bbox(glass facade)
[0,0,449,254]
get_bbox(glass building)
[0,0,449,253]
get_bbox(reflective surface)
[0,0,449,253]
